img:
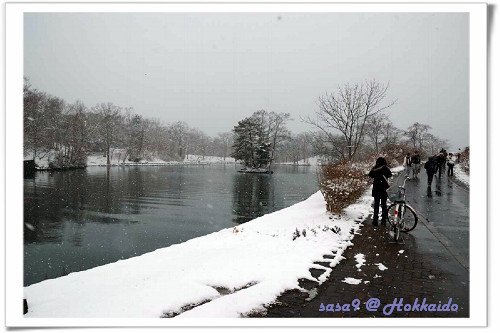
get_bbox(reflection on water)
[24,164,318,286]
[232,173,273,224]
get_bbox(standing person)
[436,151,446,177]
[447,152,456,176]
[403,153,412,177]
[424,155,438,187]
[456,149,462,163]
[368,157,393,227]
[411,150,421,178]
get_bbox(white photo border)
[5,1,487,327]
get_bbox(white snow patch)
[342,277,362,285]
[375,263,388,271]
[25,189,375,318]
[354,253,366,270]
[391,165,405,173]
[305,288,318,301]
[277,155,328,166]
[454,164,470,187]
[398,250,405,254]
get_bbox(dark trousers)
[373,192,388,223]
[447,163,454,176]
[427,172,434,186]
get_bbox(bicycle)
[387,176,418,242]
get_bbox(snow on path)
[342,277,362,285]
[354,253,366,270]
[25,190,374,318]
[454,164,470,187]
[375,263,388,271]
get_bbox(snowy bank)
[24,190,374,318]
[277,155,327,166]
[25,149,237,169]
[87,153,237,167]
[454,163,470,187]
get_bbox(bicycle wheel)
[387,203,418,233]
[401,205,418,232]
[387,203,402,241]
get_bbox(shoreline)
[24,189,371,318]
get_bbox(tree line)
[23,78,235,167]
[24,77,449,169]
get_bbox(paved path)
[252,170,469,318]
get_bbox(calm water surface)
[24,164,318,286]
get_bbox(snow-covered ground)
[454,163,470,187]
[25,149,237,169]
[278,155,327,166]
[184,154,236,164]
[87,153,237,166]
[23,150,59,169]
[24,189,374,318]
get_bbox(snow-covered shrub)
[318,163,370,214]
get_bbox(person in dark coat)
[424,155,438,186]
[368,157,393,226]
[436,152,446,176]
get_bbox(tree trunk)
[106,144,111,166]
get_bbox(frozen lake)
[23,164,319,286]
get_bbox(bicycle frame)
[393,177,410,227]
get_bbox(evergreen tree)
[231,115,272,169]
[231,117,258,167]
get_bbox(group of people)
[403,151,422,179]
[367,148,462,226]
[423,148,461,187]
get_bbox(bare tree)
[364,113,389,154]
[381,121,402,147]
[304,80,396,161]
[423,133,449,155]
[406,122,431,149]
[267,111,291,169]
[216,132,233,161]
[92,103,123,166]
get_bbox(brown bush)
[318,162,371,214]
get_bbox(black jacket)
[424,157,437,174]
[368,165,393,197]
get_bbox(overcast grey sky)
[24,12,469,150]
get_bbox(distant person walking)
[411,151,421,178]
[456,149,462,163]
[403,153,412,177]
[447,152,456,176]
[368,157,393,227]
